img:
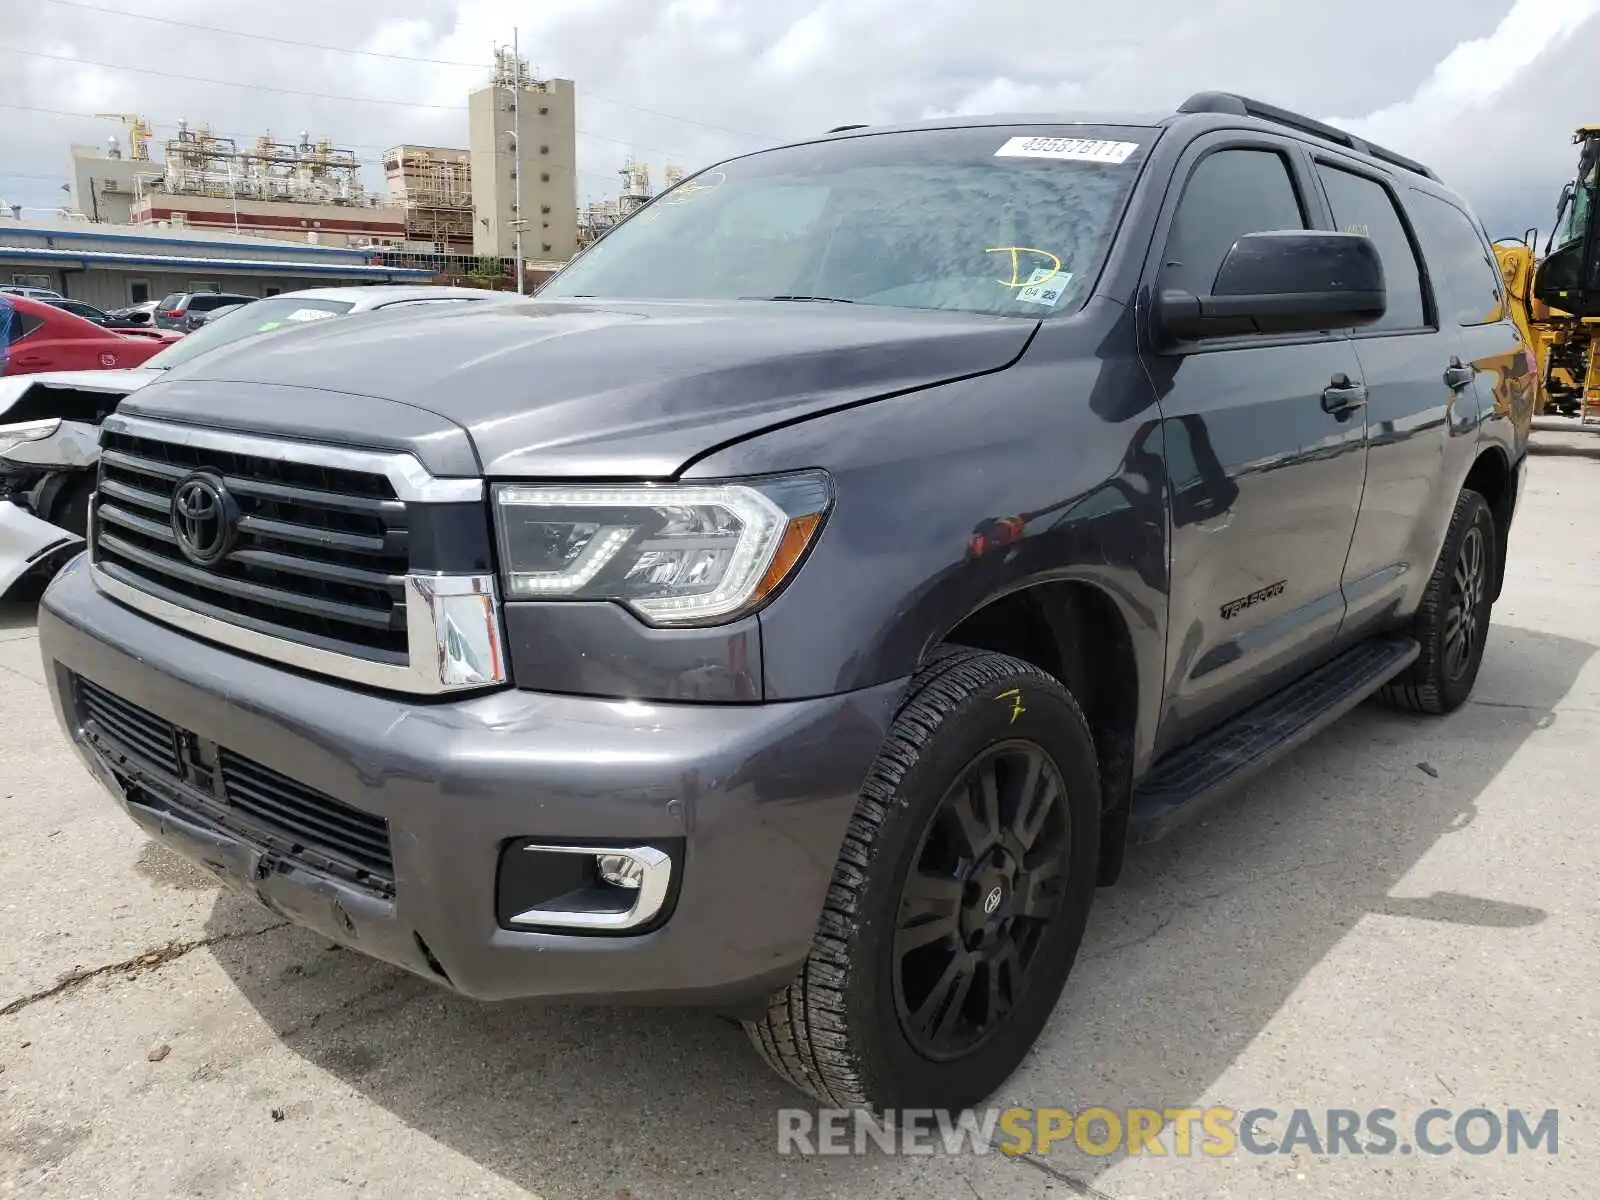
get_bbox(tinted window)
[157,293,183,311]
[6,312,43,344]
[187,294,229,312]
[543,125,1150,318]
[1410,192,1506,325]
[1315,165,1427,331]
[1161,148,1307,296]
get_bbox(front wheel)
[1380,488,1497,715]
[744,647,1101,1113]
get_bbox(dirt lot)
[3,433,1599,1200]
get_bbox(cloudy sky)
[1,0,1597,240]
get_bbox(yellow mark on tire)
[997,688,1026,723]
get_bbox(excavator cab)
[1534,127,1600,317]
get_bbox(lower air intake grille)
[78,678,181,776]
[219,749,394,882]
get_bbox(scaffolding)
[384,146,474,253]
[156,121,368,206]
[96,112,153,161]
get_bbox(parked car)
[0,285,510,559]
[37,94,1533,1114]
[1,295,178,378]
[153,291,257,330]
[0,285,63,300]
[185,303,248,329]
[42,298,155,330]
[105,301,161,328]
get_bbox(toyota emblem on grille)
[170,472,239,567]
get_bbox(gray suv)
[38,92,1532,1113]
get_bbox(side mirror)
[1158,230,1387,341]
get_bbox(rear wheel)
[1380,488,1496,715]
[744,647,1100,1112]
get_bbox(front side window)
[1161,148,1307,297]
[1315,164,1427,331]
[542,125,1152,318]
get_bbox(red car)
[1,294,181,377]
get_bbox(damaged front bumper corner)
[0,499,83,597]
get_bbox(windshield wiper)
[740,294,856,304]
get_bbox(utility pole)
[511,26,524,295]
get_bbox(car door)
[1308,158,1467,639]
[1141,135,1369,754]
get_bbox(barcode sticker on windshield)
[994,136,1139,164]
[1018,268,1072,307]
[284,308,337,323]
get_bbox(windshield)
[541,125,1151,318]
[145,295,357,369]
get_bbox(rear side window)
[188,295,227,312]
[1161,148,1307,297]
[6,312,43,344]
[1315,164,1427,332]
[1410,192,1507,326]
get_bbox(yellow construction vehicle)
[1493,125,1600,423]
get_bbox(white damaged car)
[0,285,508,595]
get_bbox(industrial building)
[469,48,579,261]
[40,51,690,287]
[383,144,474,253]
[0,211,431,309]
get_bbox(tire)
[744,646,1101,1113]
[50,477,94,539]
[1379,488,1497,715]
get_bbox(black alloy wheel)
[1444,524,1488,682]
[893,741,1071,1061]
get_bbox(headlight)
[0,419,61,459]
[492,471,831,625]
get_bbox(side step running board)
[1129,635,1419,844]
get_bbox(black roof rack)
[1177,91,1439,181]
[827,124,871,134]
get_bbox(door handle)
[1444,357,1475,391]
[1321,374,1368,415]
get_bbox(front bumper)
[39,556,905,1006]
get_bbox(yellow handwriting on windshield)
[986,246,1063,288]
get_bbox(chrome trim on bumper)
[101,412,484,504]
[507,845,674,932]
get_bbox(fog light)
[501,843,675,932]
[596,852,644,889]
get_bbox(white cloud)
[0,0,1585,238]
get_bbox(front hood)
[0,368,160,424]
[139,299,1036,477]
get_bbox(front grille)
[75,676,395,891]
[93,429,411,662]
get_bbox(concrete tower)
[469,48,578,266]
